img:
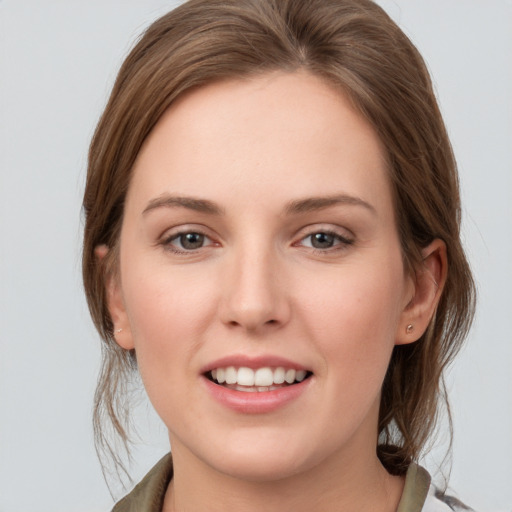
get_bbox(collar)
[111,454,431,512]
[397,463,432,512]
[111,453,174,512]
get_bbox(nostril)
[226,317,279,330]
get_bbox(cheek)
[119,264,220,425]
[303,257,405,380]
[124,257,214,328]
[120,261,217,376]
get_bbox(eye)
[164,231,214,252]
[298,230,354,251]
[306,232,337,249]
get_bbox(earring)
[406,324,414,334]
[115,328,123,334]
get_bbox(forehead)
[128,71,392,216]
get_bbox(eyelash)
[295,230,354,254]
[159,228,354,255]
[161,230,216,254]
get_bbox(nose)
[218,244,291,333]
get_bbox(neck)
[163,442,404,512]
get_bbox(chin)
[193,434,326,483]
[211,453,309,483]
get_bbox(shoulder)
[111,453,173,512]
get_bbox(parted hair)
[82,0,475,480]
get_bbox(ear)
[95,245,135,350]
[396,239,448,345]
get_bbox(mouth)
[206,366,313,392]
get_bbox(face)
[110,71,416,482]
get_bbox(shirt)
[112,454,473,512]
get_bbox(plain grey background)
[1,1,511,511]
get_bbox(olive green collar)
[112,454,431,512]
[397,463,432,512]
[112,454,174,512]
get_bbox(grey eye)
[178,232,205,250]
[309,232,336,249]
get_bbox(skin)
[102,71,446,511]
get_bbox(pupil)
[181,232,204,249]
[311,232,334,249]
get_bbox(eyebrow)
[142,193,376,217]
[284,194,377,216]
[143,195,224,216]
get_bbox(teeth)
[285,369,296,384]
[234,385,282,393]
[225,366,237,385]
[273,367,285,384]
[209,366,309,388]
[296,370,307,382]
[254,367,273,386]
[237,367,255,386]
[234,385,258,393]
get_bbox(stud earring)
[115,328,123,334]
[406,324,414,334]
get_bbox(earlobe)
[396,239,447,345]
[94,244,135,350]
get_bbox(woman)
[82,0,476,510]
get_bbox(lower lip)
[202,376,312,414]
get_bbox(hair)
[82,0,475,480]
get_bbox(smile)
[208,366,311,392]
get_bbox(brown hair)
[82,0,475,479]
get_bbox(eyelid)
[158,222,214,239]
[294,223,355,241]
[292,224,355,252]
[156,223,354,255]
[158,224,220,254]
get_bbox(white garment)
[422,485,456,512]
[422,483,474,512]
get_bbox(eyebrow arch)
[143,195,224,216]
[285,194,377,216]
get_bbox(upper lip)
[201,354,310,374]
